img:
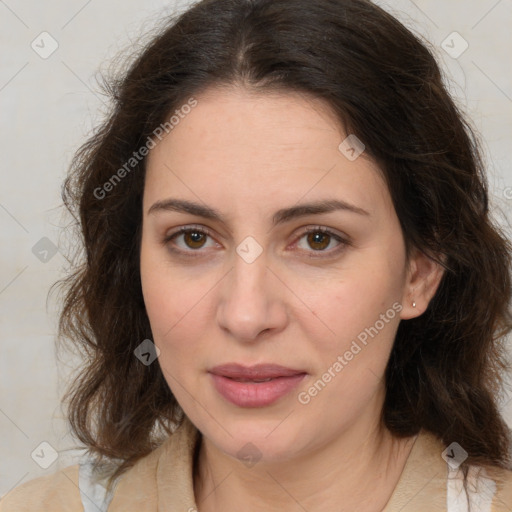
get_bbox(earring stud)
[412,301,416,308]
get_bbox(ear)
[400,247,446,320]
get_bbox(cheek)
[293,261,403,400]
[139,272,229,398]
[140,270,208,394]
[142,274,208,347]
[297,277,401,419]
[304,264,402,342]
[139,244,206,352]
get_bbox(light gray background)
[1,0,511,498]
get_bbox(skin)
[140,85,444,512]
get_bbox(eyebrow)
[148,197,370,226]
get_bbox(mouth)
[209,363,308,407]
[225,377,276,382]
[210,363,307,380]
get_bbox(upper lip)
[209,363,307,379]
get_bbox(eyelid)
[162,224,218,254]
[162,224,350,257]
[291,225,350,257]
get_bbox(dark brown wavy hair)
[54,0,512,493]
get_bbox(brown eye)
[163,226,218,255]
[306,231,331,251]
[182,230,207,249]
[294,227,349,257]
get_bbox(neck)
[193,404,417,512]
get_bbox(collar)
[108,417,448,511]
[382,429,448,511]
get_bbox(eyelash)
[162,225,350,259]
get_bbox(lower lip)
[210,373,307,408]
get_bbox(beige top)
[2,416,512,511]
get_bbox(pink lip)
[209,363,307,408]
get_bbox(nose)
[216,250,288,343]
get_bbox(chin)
[199,412,313,463]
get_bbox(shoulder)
[483,465,512,510]
[0,465,83,512]
[0,437,176,512]
[447,463,512,511]
[0,419,198,512]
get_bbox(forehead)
[149,85,343,157]
[144,86,390,219]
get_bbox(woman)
[2,0,512,510]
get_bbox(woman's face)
[140,86,423,462]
